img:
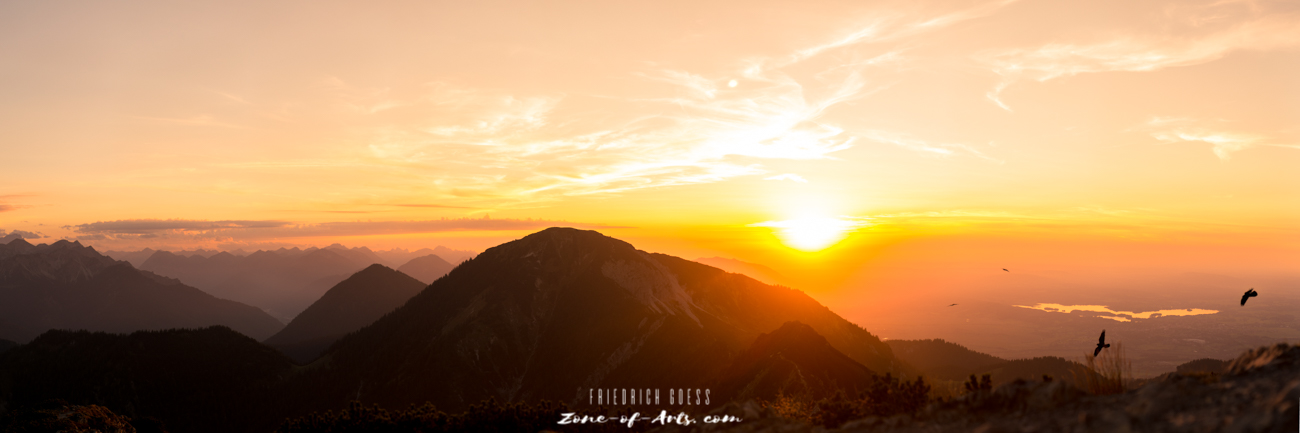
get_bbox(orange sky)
[1,0,1297,303]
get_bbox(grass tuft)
[1072,341,1131,395]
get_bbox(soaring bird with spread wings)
[1094,330,1111,357]
[1240,288,1258,306]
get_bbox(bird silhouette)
[1240,288,1258,306]
[948,303,958,307]
[1093,330,1110,357]
[1002,268,1009,272]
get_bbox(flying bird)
[1093,330,1110,357]
[1002,268,1009,272]
[948,303,958,307]
[1240,288,1258,306]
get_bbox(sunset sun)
[753,216,863,252]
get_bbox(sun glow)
[751,217,866,252]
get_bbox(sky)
[2,0,1298,312]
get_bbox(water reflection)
[1014,303,1219,322]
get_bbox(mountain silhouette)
[372,245,476,268]
[1176,357,1228,375]
[0,327,295,433]
[715,321,876,401]
[886,339,1085,386]
[695,256,785,285]
[140,247,368,321]
[885,339,1005,381]
[264,264,427,363]
[102,247,157,267]
[293,227,904,411]
[396,253,454,284]
[0,239,283,342]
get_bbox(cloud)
[389,204,474,209]
[67,219,293,235]
[764,173,809,183]
[64,217,626,242]
[1,229,44,244]
[8,229,43,239]
[979,1,1300,110]
[858,129,1003,163]
[780,0,1021,67]
[1141,117,1300,160]
[268,5,1019,208]
[0,205,16,213]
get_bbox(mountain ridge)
[294,227,906,412]
[264,264,427,363]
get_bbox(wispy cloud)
[390,203,475,209]
[858,129,1003,163]
[270,4,1020,207]
[764,173,809,183]
[67,219,292,235]
[64,217,625,242]
[780,0,1020,67]
[1142,117,1300,160]
[979,1,1300,110]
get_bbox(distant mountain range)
[101,244,471,322]
[395,253,454,284]
[716,321,876,402]
[294,228,907,411]
[695,256,785,285]
[0,238,283,342]
[139,247,361,322]
[264,264,427,363]
[104,248,236,267]
[107,245,477,269]
[886,338,1085,386]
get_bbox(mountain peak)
[5,238,33,248]
[264,264,425,363]
[308,227,902,410]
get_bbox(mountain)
[1176,357,1228,374]
[0,239,283,342]
[102,247,156,267]
[105,248,237,267]
[0,327,295,433]
[322,243,387,267]
[715,321,876,401]
[886,339,1085,386]
[886,339,1006,381]
[431,245,476,264]
[373,246,477,267]
[140,247,369,321]
[695,256,785,285]
[293,227,904,412]
[264,264,427,363]
[0,339,15,354]
[980,356,1085,385]
[396,253,454,284]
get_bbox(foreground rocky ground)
[660,343,1300,433]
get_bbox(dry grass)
[1072,341,1132,395]
[759,390,821,425]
